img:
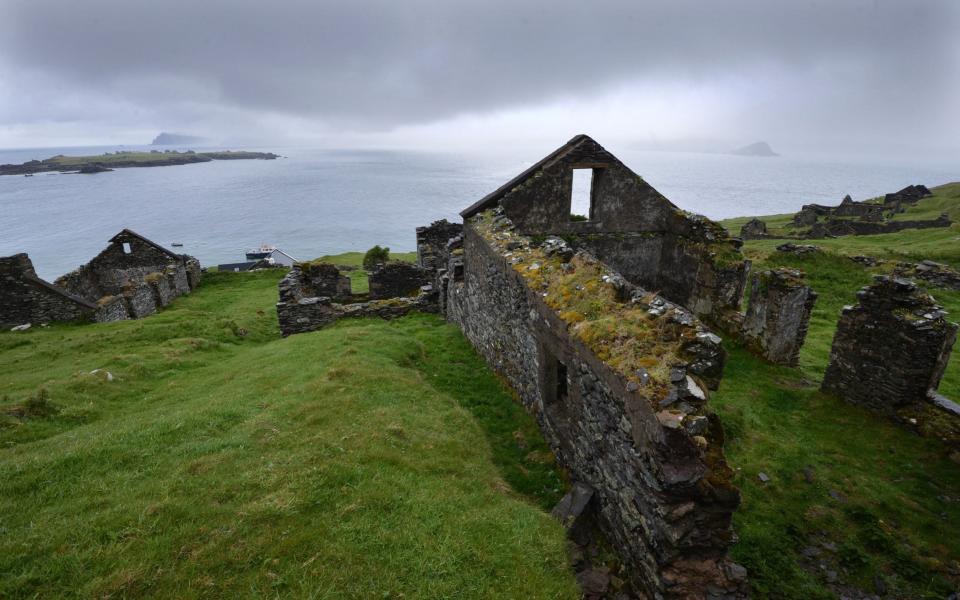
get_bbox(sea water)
[0,144,956,280]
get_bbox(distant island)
[730,141,779,157]
[151,132,206,145]
[1,149,279,176]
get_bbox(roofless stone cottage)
[273,134,826,596]
[1,229,200,328]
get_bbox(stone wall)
[277,295,436,337]
[94,295,130,323]
[807,213,950,238]
[278,262,351,303]
[442,215,746,599]
[0,253,97,327]
[822,276,957,411]
[368,262,431,300]
[458,135,750,323]
[739,268,817,366]
[416,219,463,271]
[739,218,768,240]
[55,229,200,322]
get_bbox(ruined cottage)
[273,135,826,595]
[2,229,200,327]
[0,253,99,327]
[418,135,752,598]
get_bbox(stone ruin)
[738,217,768,240]
[1,229,200,328]
[0,253,99,327]
[56,229,201,320]
[788,185,946,238]
[416,136,755,598]
[276,259,433,336]
[822,276,958,414]
[716,268,818,367]
[272,135,834,595]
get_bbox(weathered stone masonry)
[822,276,957,412]
[2,229,200,328]
[55,229,201,322]
[438,213,747,599]
[0,253,97,327]
[276,260,435,337]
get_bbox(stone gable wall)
[822,276,958,411]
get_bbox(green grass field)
[713,182,960,598]
[4,184,960,598]
[0,270,574,599]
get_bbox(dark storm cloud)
[0,0,957,146]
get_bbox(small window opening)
[543,347,570,405]
[555,360,569,402]
[570,168,593,221]
[122,242,132,254]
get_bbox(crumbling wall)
[278,262,351,303]
[277,295,435,337]
[94,296,130,323]
[416,219,463,270]
[0,253,97,327]
[443,215,747,599]
[123,281,159,319]
[276,260,437,337]
[822,276,957,411]
[55,229,200,321]
[739,218,768,240]
[368,262,430,300]
[808,213,950,238]
[739,268,817,366]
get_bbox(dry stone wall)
[0,253,97,327]
[719,268,817,367]
[822,276,958,411]
[368,262,430,300]
[442,214,747,599]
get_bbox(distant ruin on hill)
[1,230,200,327]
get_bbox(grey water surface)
[1,144,956,280]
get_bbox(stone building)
[0,253,98,327]
[55,229,201,321]
[2,229,201,328]
[459,135,749,320]
[276,260,435,336]
[418,135,752,598]
[822,276,958,412]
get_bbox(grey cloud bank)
[0,0,957,155]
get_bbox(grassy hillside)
[0,270,575,598]
[713,183,960,598]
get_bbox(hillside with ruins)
[2,138,959,599]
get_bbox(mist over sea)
[1,143,956,280]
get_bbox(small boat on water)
[171,242,184,247]
[24,174,33,177]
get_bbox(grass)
[0,270,575,598]
[312,251,417,294]
[711,182,960,597]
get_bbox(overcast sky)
[0,0,957,156]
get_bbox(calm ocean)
[1,143,956,280]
